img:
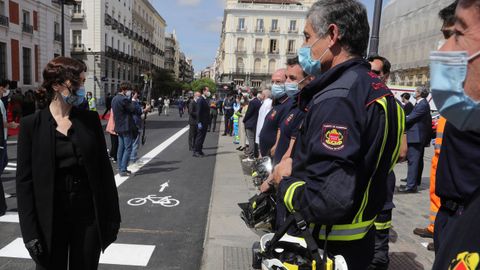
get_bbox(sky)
[151,0,390,73]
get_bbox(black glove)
[25,239,46,266]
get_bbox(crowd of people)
[233,0,480,270]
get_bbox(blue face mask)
[271,83,286,99]
[285,77,308,98]
[62,85,86,106]
[298,39,329,76]
[430,50,480,132]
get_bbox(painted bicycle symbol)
[127,194,180,207]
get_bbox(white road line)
[0,238,155,267]
[4,167,16,171]
[7,141,17,145]
[7,162,16,166]
[0,126,190,224]
[114,125,189,187]
[0,212,19,223]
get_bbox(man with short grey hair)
[271,1,403,268]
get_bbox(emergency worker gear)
[239,192,277,233]
[429,50,480,132]
[428,117,445,233]
[278,59,403,269]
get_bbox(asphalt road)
[0,108,219,270]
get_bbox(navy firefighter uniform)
[278,58,404,270]
[259,95,291,157]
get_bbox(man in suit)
[188,93,199,151]
[398,86,431,193]
[193,87,211,157]
[401,93,414,115]
[242,88,262,162]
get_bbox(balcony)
[0,15,9,27]
[268,50,279,55]
[22,23,34,34]
[105,14,112,25]
[71,43,85,53]
[270,28,279,33]
[105,46,113,57]
[71,10,85,21]
[235,47,247,54]
[54,32,62,42]
[288,28,297,33]
[255,27,264,33]
[253,49,265,55]
[112,19,118,30]
[286,50,296,56]
[236,27,247,32]
[118,23,124,34]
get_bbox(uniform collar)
[298,58,367,110]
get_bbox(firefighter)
[271,1,404,269]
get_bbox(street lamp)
[368,0,384,57]
[88,48,100,101]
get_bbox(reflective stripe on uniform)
[374,220,392,230]
[283,181,305,212]
[390,102,405,171]
[312,217,377,241]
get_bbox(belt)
[224,107,232,110]
[441,199,464,214]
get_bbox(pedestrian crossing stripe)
[0,212,18,223]
[0,238,156,267]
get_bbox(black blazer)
[196,96,210,125]
[243,97,262,129]
[406,99,431,146]
[16,108,121,254]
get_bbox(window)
[72,30,82,46]
[269,39,278,53]
[236,57,244,73]
[54,22,59,34]
[254,58,261,73]
[256,19,264,32]
[287,40,295,53]
[105,59,109,77]
[271,19,278,31]
[238,18,245,31]
[255,39,262,52]
[0,42,6,79]
[23,47,32,85]
[0,1,5,16]
[22,10,30,24]
[73,3,82,13]
[111,36,114,47]
[236,38,244,51]
[289,20,296,32]
[268,59,276,73]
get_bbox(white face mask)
[3,89,10,97]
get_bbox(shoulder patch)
[321,124,348,151]
[449,251,479,270]
[284,113,295,126]
[269,110,277,120]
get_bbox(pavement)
[201,120,436,270]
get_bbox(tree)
[151,68,181,97]
[191,78,216,94]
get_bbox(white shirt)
[0,100,7,139]
[255,98,273,144]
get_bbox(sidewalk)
[201,123,436,269]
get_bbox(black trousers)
[371,209,392,268]
[224,110,233,134]
[209,113,217,131]
[434,205,462,253]
[0,177,6,215]
[189,124,197,151]
[0,146,8,215]
[35,219,101,270]
[109,134,118,161]
[194,126,207,153]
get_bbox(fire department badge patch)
[322,124,347,151]
[449,251,479,270]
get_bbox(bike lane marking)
[115,126,189,187]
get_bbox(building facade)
[378,0,452,87]
[0,0,71,90]
[165,31,180,79]
[215,0,314,88]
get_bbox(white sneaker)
[242,158,255,162]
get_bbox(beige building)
[378,0,452,87]
[215,0,315,88]
[165,31,180,79]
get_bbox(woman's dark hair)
[0,79,10,88]
[42,57,86,103]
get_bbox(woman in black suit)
[16,57,121,270]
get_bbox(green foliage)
[151,68,182,97]
[190,78,216,93]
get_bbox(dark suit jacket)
[406,99,431,146]
[16,108,121,255]
[196,96,210,125]
[188,99,198,125]
[243,97,262,130]
[403,101,414,115]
